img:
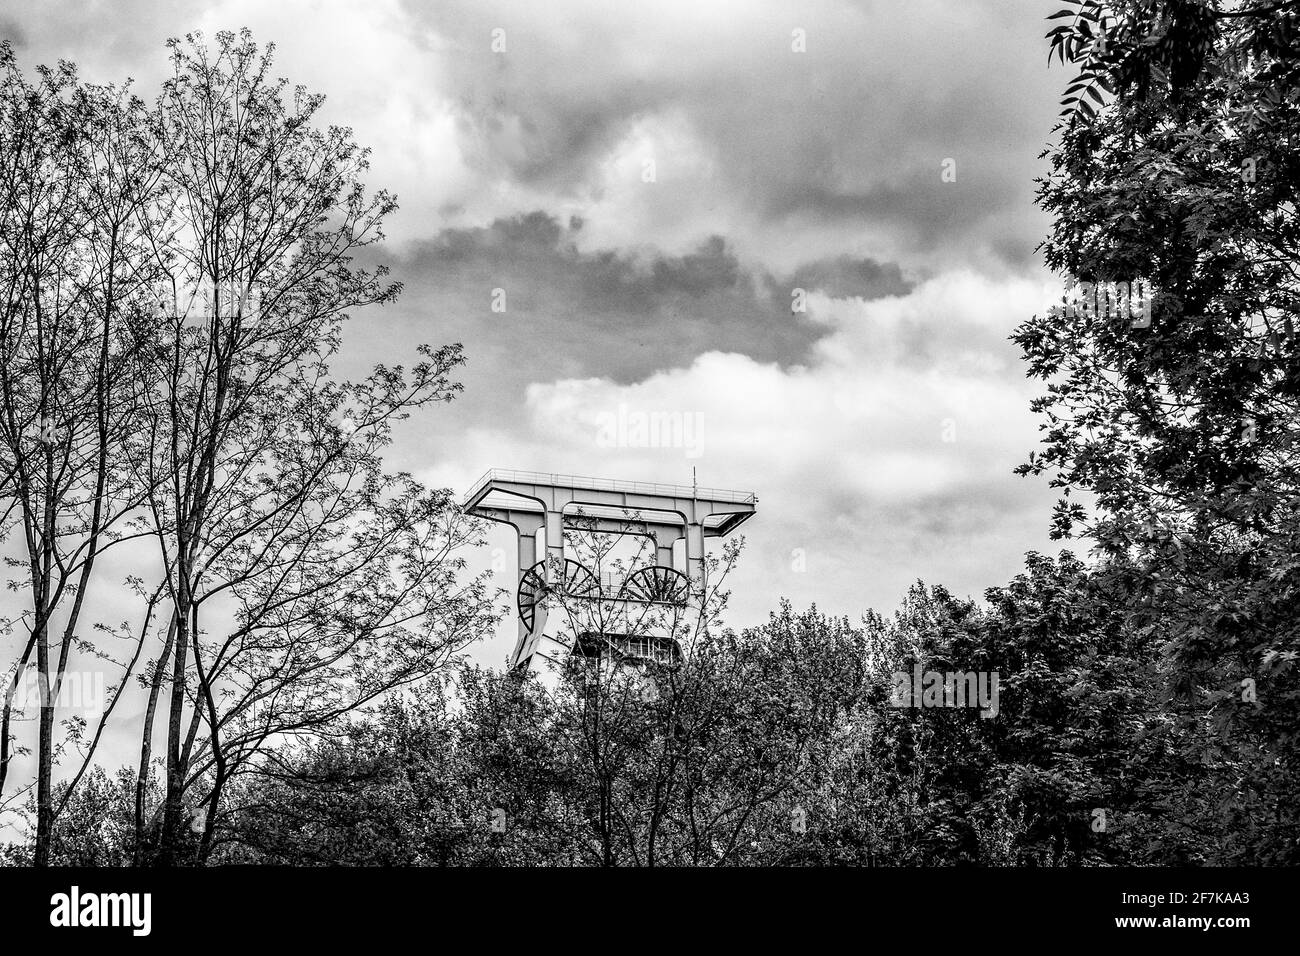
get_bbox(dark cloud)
[395,210,909,387]
[782,254,909,302]
[341,210,915,474]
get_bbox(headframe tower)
[462,469,757,673]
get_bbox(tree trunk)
[135,617,175,865]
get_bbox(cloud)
[360,211,912,465]
[391,0,1064,271]
[2,0,1066,270]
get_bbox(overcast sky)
[1,0,1074,668]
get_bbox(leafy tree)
[219,596,866,867]
[1017,0,1300,862]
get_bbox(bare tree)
[0,46,165,865]
[1,31,496,867]
[122,30,490,863]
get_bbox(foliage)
[1019,0,1300,861]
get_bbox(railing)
[463,468,757,508]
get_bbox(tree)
[120,30,495,864]
[0,31,494,866]
[0,45,166,865]
[1015,0,1300,861]
[222,570,868,868]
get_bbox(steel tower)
[462,469,757,674]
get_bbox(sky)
[0,0,1075,674]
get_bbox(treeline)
[16,549,1295,866]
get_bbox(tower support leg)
[544,510,564,582]
[652,526,678,570]
[684,522,705,597]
